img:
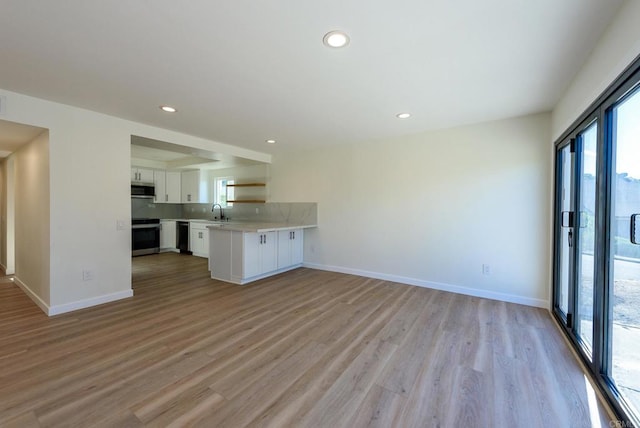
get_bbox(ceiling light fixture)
[160,105,177,113]
[266,139,276,144]
[323,30,350,48]
[396,112,411,119]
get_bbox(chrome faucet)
[211,203,225,221]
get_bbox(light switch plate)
[0,95,6,115]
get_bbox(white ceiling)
[0,1,624,154]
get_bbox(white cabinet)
[277,229,304,269]
[131,167,154,183]
[181,170,210,203]
[154,170,181,203]
[166,171,182,203]
[210,228,304,285]
[189,222,209,258]
[243,232,277,278]
[154,170,166,203]
[160,220,177,251]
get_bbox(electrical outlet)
[482,264,491,275]
[82,269,94,281]
[116,220,125,231]
[255,208,260,214]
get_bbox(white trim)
[12,275,133,316]
[48,290,133,316]
[303,262,549,309]
[160,248,180,253]
[214,264,302,285]
[13,276,50,314]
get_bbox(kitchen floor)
[0,253,614,427]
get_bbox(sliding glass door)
[555,141,573,319]
[607,85,640,416]
[553,121,597,359]
[576,122,597,355]
[553,63,640,425]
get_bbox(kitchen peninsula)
[208,222,315,285]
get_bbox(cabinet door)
[181,170,198,202]
[243,233,262,278]
[261,232,277,273]
[131,168,139,182]
[138,168,154,183]
[189,224,208,257]
[154,170,167,203]
[166,171,181,203]
[277,230,292,269]
[160,221,176,249]
[290,229,304,265]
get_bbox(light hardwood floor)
[0,253,612,427]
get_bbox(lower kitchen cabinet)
[160,220,177,252]
[277,229,303,269]
[209,228,304,284]
[189,222,209,258]
[243,232,277,278]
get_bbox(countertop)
[205,222,316,233]
[161,218,316,233]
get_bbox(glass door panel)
[557,143,573,317]
[576,123,597,355]
[609,86,640,415]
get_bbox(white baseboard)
[303,262,549,309]
[13,276,50,314]
[48,290,133,316]
[2,262,15,275]
[12,276,133,316]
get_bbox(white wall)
[0,156,16,275]
[13,130,50,305]
[270,113,551,307]
[552,0,640,140]
[0,158,5,270]
[0,88,270,315]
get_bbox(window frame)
[552,53,640,427]
[214,176,235,208]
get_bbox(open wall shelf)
[226,183,266,188]
[225,182,266,204]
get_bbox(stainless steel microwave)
[131,184,155,199]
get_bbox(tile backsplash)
[132,199,317,225]
[184,202,317,225]
[131,199,182,219]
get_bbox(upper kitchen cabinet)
[131,167,154,183]
[166,172,181,203]
[181,170,211,203]
[154,170,181,204]
[154,170,166,203]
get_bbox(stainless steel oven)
[132,218,160,256]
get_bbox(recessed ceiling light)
[323,30,350,48]
[266,139,276,144]
[160,105,177,113]
[396,113,411,119]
